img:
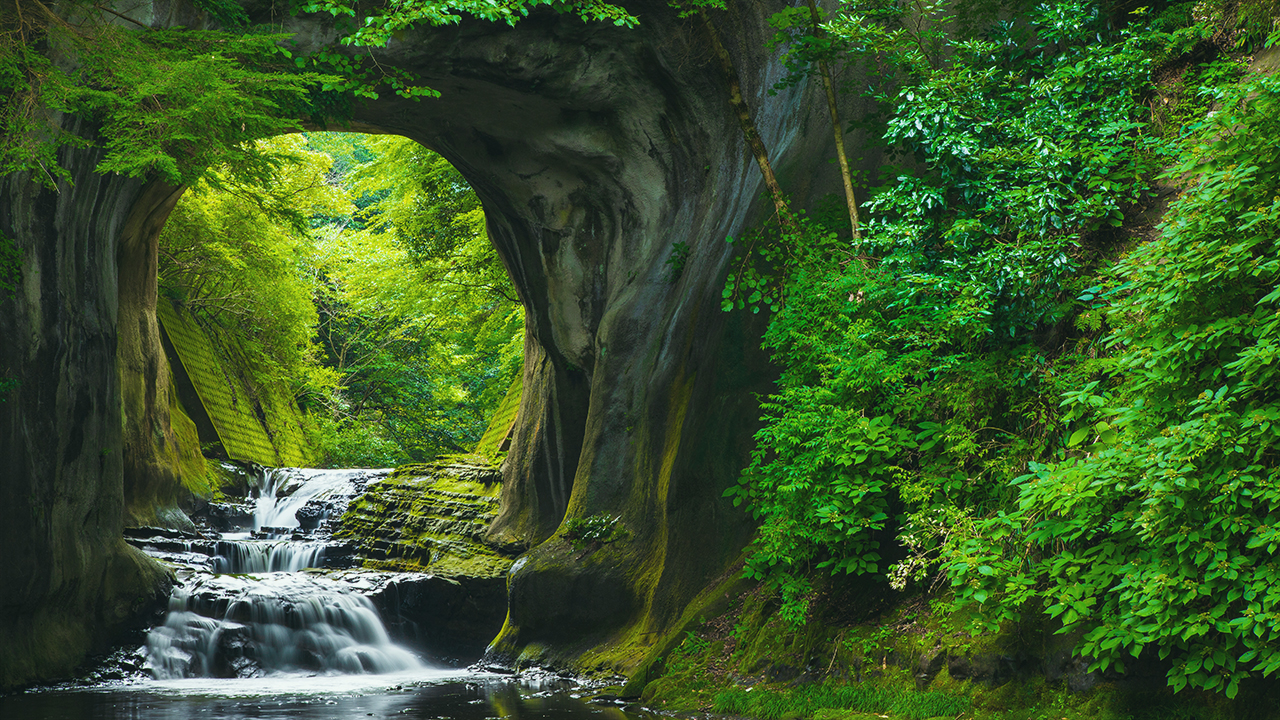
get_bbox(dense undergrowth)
[722,0,1280,702]
[633,578,1280,719]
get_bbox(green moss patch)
[632,578,1280,720]
[335,455,515,579]
[157,299,314,467]
[473,375,522,460]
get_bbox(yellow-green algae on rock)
[473,375,523,459]
[324,456,522,660]
[156,298,314,468]
[334,455,518,580]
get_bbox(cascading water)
[210,540,328,573]
[142,467,419,679]
[204,467,368,574]
[252,467,363,530]
[146,574,421,678]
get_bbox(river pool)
[1,669,655,720]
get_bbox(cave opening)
[154,131,526,471]
[1,7,782,686]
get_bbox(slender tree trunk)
[805,0,860,241]
[701,12,798,234]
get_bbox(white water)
[252,467,371,530]
[147,571,422,679]
[206,467,375,573]
[211,540,327,574]
[146,467,417,679]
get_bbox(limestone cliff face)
[307,0,872,670]
[0,0,872,686]
[0,131,173,688]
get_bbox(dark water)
[0,670,654,720]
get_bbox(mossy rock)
[335,455,515,580]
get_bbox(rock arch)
[0,0,868,685]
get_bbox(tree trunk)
[701,12,798,234]
[806,0,861,241]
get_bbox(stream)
[0,673,657,720]
[1,467,654,720]
[143,467,415,679]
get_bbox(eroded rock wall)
[0,0,875,686]
[0,135,173,688]
[302,0,876,671]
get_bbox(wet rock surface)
[334,456,514,581]
[124,461,513,670]
[332,456,517,663]
[191,501,256,532]
[125,525,359,572]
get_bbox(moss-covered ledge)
[329,455,520,661]
[334,455,518,580]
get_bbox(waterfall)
[211,540,327,574]
[146,574,421,679]
[141,466,419,679]
[252,468,364,530]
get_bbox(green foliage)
[721,212,847,314]
[0,3,90,183]
[293,46,440,104]
[950,70,1280,699]
[306,413,407,468]
[712,680,968,720]
[193,0,250,29]
[664,241,692,282]
[159,132,524,466]
[58,30,323,185]
[735,0,1280,699]
[299,0,636,48]
[1190,0,1280,51]
[562,513,628,547]
[728,0,1169,608]
[0,231,19,299]
[344,136,487,262]
[1151,57,1248,140]
[0,377,16,401]
[0,4,328,186]
[159,135,346,395]
[308,134,524,463]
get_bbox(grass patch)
[712,681,969,720]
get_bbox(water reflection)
[1,671,654,720]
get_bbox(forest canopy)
[158,132,523,466]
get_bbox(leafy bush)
[728,0,1165,606]
[725,0,1280,698]
[951,70,1280,698]
[308,413,408,468]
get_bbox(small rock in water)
[295,501,328,530]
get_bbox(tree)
[308,134,523,464]
[159,134,349,393]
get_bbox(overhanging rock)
[0,0,880,685]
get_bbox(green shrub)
[952,69,1280,699]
